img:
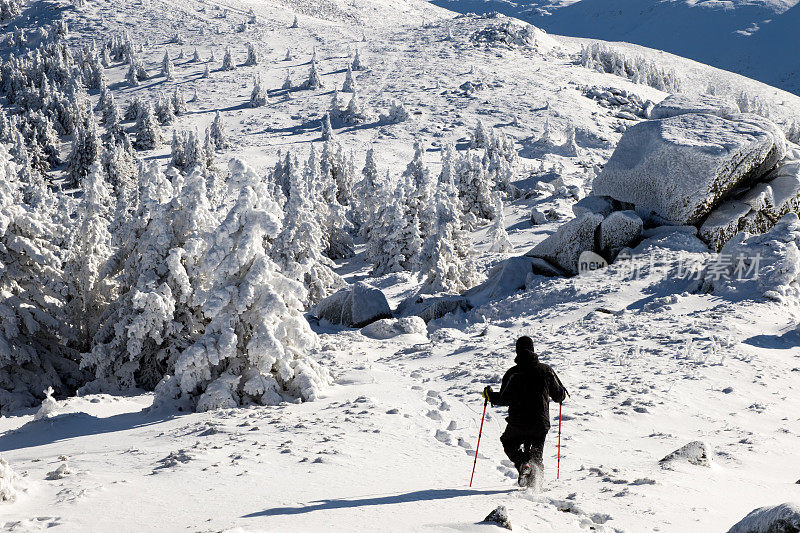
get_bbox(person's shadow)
[243,488,511,517]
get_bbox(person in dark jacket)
[483,336,567,486]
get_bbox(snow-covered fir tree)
[342,64,356,93]
[351,48,364,70]
[66,112,102,186]
[487,191,512,253]
[304,60,323,89]
[208,110,227,150]
[160,165,329,410]
[133,102,163,150]
[250,74,268,107]
[161,50,174,80]
[244,42,258,66]
[221,46,235,71]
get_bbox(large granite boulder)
[314,282,392,328]
[599,210,643,256]
[593,113,787,226]
[700,158,800,251]
[464,256,544,306]
[650,93,740,120]
[728,502,800,533]
[526,213,603,275]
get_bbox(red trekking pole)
[469,397,488,487]
[556,402,563,479]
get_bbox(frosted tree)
[125,60,139,86]
[282,70,292,90]
[419,179,480,293]
[162,172,328,411]
[250,74,269,107]
[379,100,410,124]
[304,61,323,89]
[351,48,364,70]
[354,147,379,237]
[133,102,162,150]
[171,86,187,115]
[284,48,292,61]
[320,112,334,141]
[161,50,175,80]
[0,145,80,412]
[367,176,422,275]
[66,113,102,186]
[470,119,488,149]
[342,64,356,93]
[341,89,368,124]
[221,47,235,71]
[209,110,227,150]
[487,191,512,253]
[84,163,215,392]
[454,151,494,226]
[202,64,210,78]
[272,156,345,305]
[155,92,176,125]
[64,161,114,350]
[192,47,201,62]
[244,42,258,66]
[290,15,299,28]
[402,141,435,239]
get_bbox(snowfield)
[1,0,800,531]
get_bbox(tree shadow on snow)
[0,409,179,453]
[243,488,511,517]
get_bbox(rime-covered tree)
[221,46,235,71]
[66,112,102,186]
[160,167,328,411]
[342,64,356,93]
[250,74,268,107]
[205,111,227,152]
[487,191,512,253]
[419,179,479,293]
[134,102,162,150]
[171,86,187,116]
[352,48,364,70]
[367,177,421,275]
[304,60,323,89]
[244,42,258,66]
[354,147,379,237]
[470,119,488,149]
[161,50,175,80]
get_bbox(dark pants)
[500,424,548,471]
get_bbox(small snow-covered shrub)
[0,456,25,503]
[33,387,60,421]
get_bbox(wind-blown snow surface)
[2,0,800,531]
[432,0,800,95]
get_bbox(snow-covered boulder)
[593,113,787,225]
[526,213,604,275]
[572,195,620,218]
[361,317,427,340]
[699,159,800,251]
[650,93,740,120]
[704,213,800,302]
[484,505,512,530]
[631,227,710,255]
[315,282,392,328]
[414,295,471,323]
[659,441,710,469]
[599,210,642,256]
[728,502,800,533]
[464,256,542,306]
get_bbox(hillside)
[0,0,799,531]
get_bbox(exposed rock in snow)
[463,256,543,306]
[484,505,512,530]
[631,229,710,255]
[315,282,392,328]
[1,456,24,503]
[45,463,73,480]
[531,207,548,225]
[526,213,604,275]
[650,93,740,120]
[413,295,471,323]
[704,213,800,302]
[727,502,800,533]
[699,159,800,251]
[599,210,643,257]
[361,317,428,340]
[572,195,620,218]
[471,19,557,53]
[593,113,787,225]
[659,441,710,468]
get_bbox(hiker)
[482,336,567,487]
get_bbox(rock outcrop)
[649,93,740,120]
[314,282,392,328]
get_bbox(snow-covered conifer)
[304,61,323,89]
[380,100,410,123]
[133,102,162,150]
[321,112,334,141]
[487,191,512,253]
[282,69,292,90]
[250,74,269,107]
[342,64,356,93]
[290,15,299,28]
[192,47,201,62]
[470,119,488,149]
[161,50,175,80]
[209,110,227,150]
[66,113,102,186]
[351,48,364,70]
[221,46,235,71]
[244,42,258,66]
[171,86,187,115]
[155,92,176,125]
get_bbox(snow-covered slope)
[432,0,800,95]
[1,0,800,531]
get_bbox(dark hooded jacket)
[488,349,566,431]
